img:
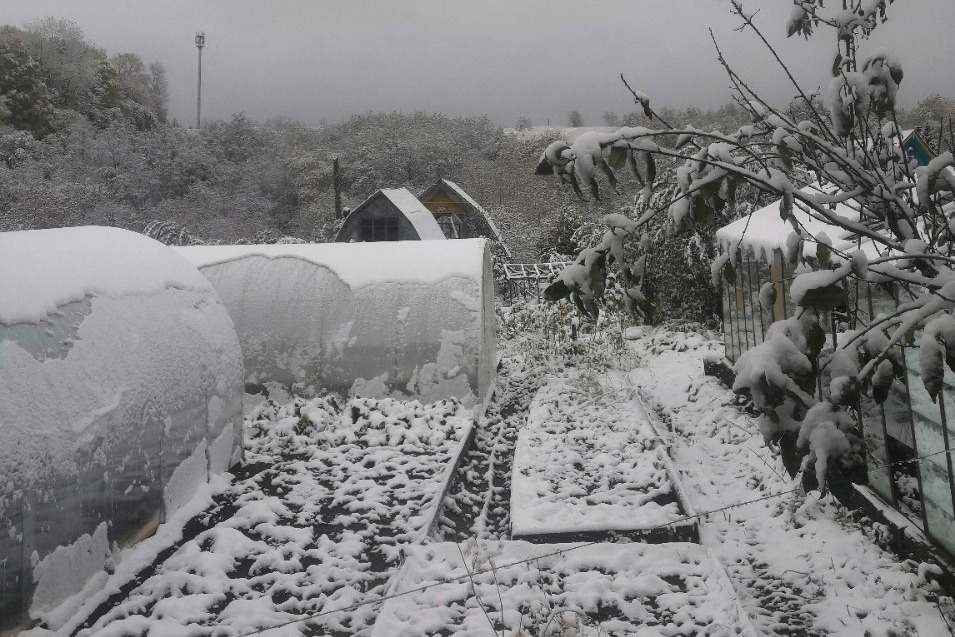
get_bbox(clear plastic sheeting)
[176,239,495,410]
[0,227,244,633]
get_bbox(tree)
[111,52,151,105]
[0,42,54,137]
[90,58,123,113]
[515,116,532,130]
[905,93,955,151]
[19,18,103,113]
[538,0,955,493]
[147,62,169,122]
[602,111,621,127]
[567,109,584,127]
[109,53,168,124]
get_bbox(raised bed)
[69,394,474,637]
[372,540,757,636]
[510,375,698,544]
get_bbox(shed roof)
[378,188,447,240]
[715,186,885,265]
[338,188,447,241]
[900,128,938,166]
[418,179,512,256]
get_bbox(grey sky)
[1,0,953,127]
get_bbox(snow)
[509,125,623,143]
[511,373,687,539]
[65,394,473,636]
[175,238,486,289]
[14,286,954,635]
[176,240,495,409]
[0,226,244,631]
[374,541,756,636]
[381,187,448,240]
[629,325,953,636]
[624,325,645,340]
[0,292,242,496]
[30,523,111,621]
[789,262,851,306]
[0,226,212,325]
[715,186,879,266]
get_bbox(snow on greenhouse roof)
[715,186,886,265]
[176,238,487,289]
[379,187,447,240]
[0,226,213,325]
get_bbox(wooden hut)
[335,188,446,242]
[901,128,938,167]
[418,179,512,257]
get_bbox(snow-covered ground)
[55,394,473,636]
[374,540,755,636]
[511,373,688,540]
[28,307,955,636]
[629,326,955,636]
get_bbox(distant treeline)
[2,18,953,265]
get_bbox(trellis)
[501,262,570,303]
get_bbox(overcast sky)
[1,0,953,127]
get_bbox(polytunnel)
[0,226,244,634]
[176,238,496,410]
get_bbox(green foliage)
[799,283,846,312]
[642,219,723,328]
[0,42,54,138]
[0,21,167,135]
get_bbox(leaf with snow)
[759,281,777,311]
[791,264,851,311]
[919,315,955,402]
[815,232,832,268]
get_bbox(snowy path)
[434,354,546,541]
[628,328,952,637]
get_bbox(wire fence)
[229,442,955,637]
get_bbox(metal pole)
[195,32,205,129]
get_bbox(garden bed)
[510,374,698,544]
[68,393,474,637]
[372,540,756,636]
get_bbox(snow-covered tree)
[538,0,955,492]
[904,93,955,151]
[0,41,54,137]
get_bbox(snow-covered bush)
[538,0,955,492]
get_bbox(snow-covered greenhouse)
[716,192,955,562]
[0,227,244,633]
[176,238,496,412]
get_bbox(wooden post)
[770,249,786,321]
[333,156,342,219]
